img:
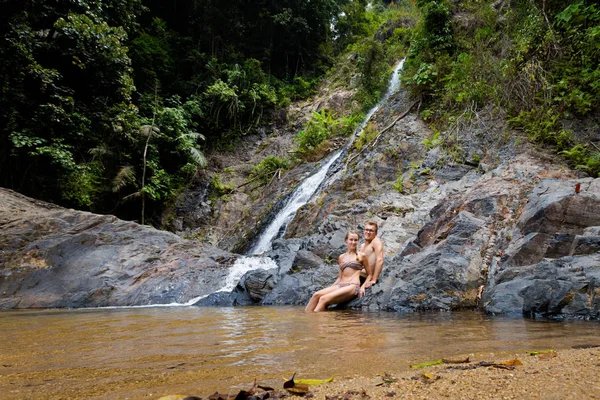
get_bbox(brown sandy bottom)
[167,347,600,400]
[310,347,600,400]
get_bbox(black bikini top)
[340,261,363,272]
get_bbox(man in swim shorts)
[360,221,384,288]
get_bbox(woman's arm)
[332,255,343,285]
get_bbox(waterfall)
[173,58,408,305]
[181,256,279,305]
[99,59,406,308]
[249,150,343,255]
[249,59,406,255]
[96,256,279,308]
[354,58,404,136]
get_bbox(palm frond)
[189,147,207,167]
[122,191,141,201]
[112,165,136,192]
[180,132,206,141]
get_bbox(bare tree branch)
[345,99,420,168]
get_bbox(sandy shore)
[298,347,600,400]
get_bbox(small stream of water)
[249,151,343,255]
[354,58,404,136]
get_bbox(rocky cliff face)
[1,77,599,320]
[190,85,600,320]
[483,178,600,319]
[228,150,599,319]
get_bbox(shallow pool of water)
[1,306,599,399]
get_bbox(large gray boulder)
[0,189,236,309]
[484,178,600,319]
[262,265,337,306]
[484,254,600,319]
[363,211,489,311]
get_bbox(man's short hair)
[365,221,378,232]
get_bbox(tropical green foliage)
[295,109,364,155]
[0,0,404,222]
[1,1,139,210]
[402,0,600,176]
[354,123,378,151]
[250,156,291,185]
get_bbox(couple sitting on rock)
[305,221,384,313]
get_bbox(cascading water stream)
[248,150,343,255]
[180,256,279,305]
[99,257,279,308]
[353,58,404,137]
[153,59,407,306]
[249,58,406,255]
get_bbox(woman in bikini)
[305,230,373,312]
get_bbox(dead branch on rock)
[237,169,284,190]
[237,175,263,189]
[345,99,420,169]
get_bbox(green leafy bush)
[210,175,234,197]
[393,176,404,193]
[422,131,442,149]
[250,156,290,184]
[508,108,573,150]
[354,122,378,151]
[295,109,340,154]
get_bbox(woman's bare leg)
[305,285,339,312]
[314,285,357,312]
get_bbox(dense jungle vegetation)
[401,0,600,176]
[1,0,598,225]
[0,0,405,223]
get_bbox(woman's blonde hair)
[345,230,359,241]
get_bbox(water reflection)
[1,307,599,400]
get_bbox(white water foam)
[95,256,278,309]
[183,256,279,304]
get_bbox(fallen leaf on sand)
[374,372,398,386]
[283,373,310,394]
[500,359,523,366]
[412,372,440,384]
[528,349,554,356]
[293,375,337,385]
[478,361,515,370]
[538,351,558,360]
[410,359,443,368]
[442,356,470,364]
